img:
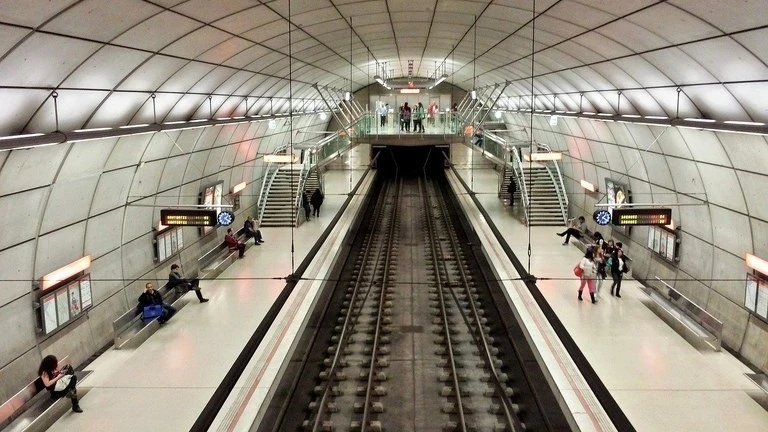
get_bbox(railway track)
[260,171,571,432]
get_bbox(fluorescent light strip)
[684,118,716,123]
[621,114,642,118]
[597,113,613,117]
[74,127,112,132]
[41,255,91,291]
[746,253,768,275]
[0,133,44,141]
[582,111,596,115]
[645,115,668,120]
[119,124,150,129]
[724,120,765,126]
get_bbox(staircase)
[304,168,322,196]
[500,169,521,203]
[260,168,301,227]
[520,165,565,226]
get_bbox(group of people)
[301,188,324,221]
[224,215,265,258]
[398,102,426,133]
[575,235,630,304]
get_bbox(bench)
[640,277,723,352]
[112,228,251,350]
[0,357,92,432]
[744,373,768,396]
[111,281,190,350]
[197,227,251,280]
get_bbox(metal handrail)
[510,148,530,221]
[256,144,290,223]
[534,142,569,222]
[293,154,312,226]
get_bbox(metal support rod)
[151,93,157,123]
[52,91,60,132]
[477,82,510,124]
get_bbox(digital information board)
[612,208,672,226]
[160,209,218,226]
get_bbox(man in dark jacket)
[168,264,208,303]
[507,179,516,206]
[243,216,264,244]
[137,282,176,323]
[310,189,324,217]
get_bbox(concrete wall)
[504,112,768,373]
[0,114,326,401]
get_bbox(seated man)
[224,228,246,258]
[136,282,176,323]
[556,216,587,245]
[168,264,208,303]
[243,216,265,245]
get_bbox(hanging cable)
[527,0,536,274]
[289,0,295,273]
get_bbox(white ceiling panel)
[171,0,256,23]
[157,62,216,93]
[42,0,161,42]
[626,2,720,45]
[0,0,79,29]
[113,11,202,51]
[61,45,152,89]
[670,0,768,33]
[0,33,98,87]
[680,38,768,82]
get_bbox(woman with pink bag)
[576,249,598,304]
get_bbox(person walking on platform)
[224,228,246,258]
[402,102,411,132]
[609,249,630,297]
[38,355,82,413]
[415,102,426,133]
[244,216,264,245]
[577,249,598,303]
[310,188,324,217]
[302,191,311,220]
[137,282,177,323]
[168,264,208,303]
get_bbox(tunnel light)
[580,179,597,192]
[597,113,613,117]
[119,124,150,129]
[524,152,563,161]
[74,127,111,132]
[344,92,351,101]
[746,253,768,276]
[684,118,716,123]
[0,133,44,141]
[470,90,477,100]
[621,114,642,118]
[264,154,297,163]
[41,256,91,292]
[232,182,247,194]
[494,111,502,119]
[268,119,277,129]
[549,115,559,126]
[319,112,327,121]
[400,88,420,94]
[645,115,668,120]
[725,120,765,126]
[582,112,596,115]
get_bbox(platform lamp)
[746,253,768,279]
[230,181,247,211]
[40,256,92,292]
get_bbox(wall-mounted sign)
[612,208,672,226]
[160,209,217,226]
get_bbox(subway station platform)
[45,144,768,432]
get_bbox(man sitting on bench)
[244,216,265,245]
[137,282,176,324]
[557,216,587,245]
[168,264,209,303]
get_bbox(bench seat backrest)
[0,358,70,426]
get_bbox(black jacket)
[136,290,163,315]
[310,190,324,207]
[610,254,630,274]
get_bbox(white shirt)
[579,257,597,277]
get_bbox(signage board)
[612,208,672,226]
[160,209,217,226]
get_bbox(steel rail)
[310,182,393,431]
[431,180,525,432]
[360,179,401,432]
[421,177,469,431]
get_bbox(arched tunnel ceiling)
[0,0,766,137]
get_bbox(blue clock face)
[593,210,612,226]
[218,210,235,226]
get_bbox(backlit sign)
[160,209,217,226]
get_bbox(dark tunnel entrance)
[372,145,450,177]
